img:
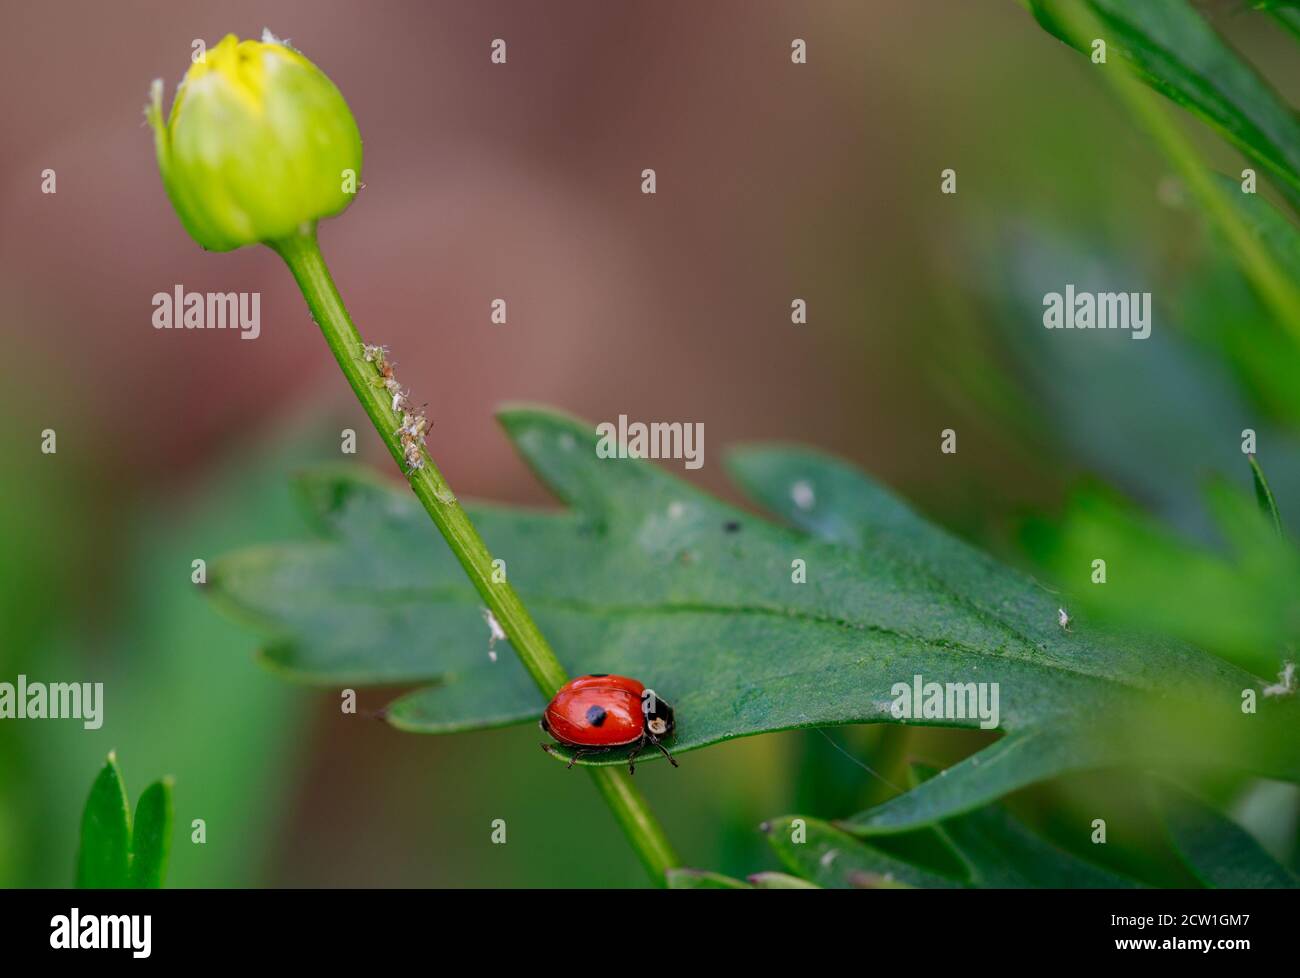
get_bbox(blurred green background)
[1,1,1298,886]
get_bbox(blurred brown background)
[2,1,1296,887]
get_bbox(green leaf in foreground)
[665,868,752,890]
[747,872,820,889]
[210,408,1300,826]
[898,765,1140,888]
[768,766,1142,888]
[665,867,820,890]
[1158,782,1298,888]
[128,779,174,889]
[1028,482,1300,681]
[762,816,958,889]
[76,754,131,888]
[1180,180,1300,431]
[75,754,173,889]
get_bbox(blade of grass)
[76,753,131,888]
[128,779,173,888]
[1248,455,1285,536]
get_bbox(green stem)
[271,226,680,885]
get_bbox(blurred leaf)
[76,754,131,888]
[1030,481,1300,679]
[1273,9,1300,43]
[32,419,328,887]
[1249,455,1284,536]
[1211,172,1300,274]
[976,226,1300,536]
[762,816,959,889]
[1029,0,1300,203]
[841,726,1108,835]
[1180,178,1300,427]
[128,779,173,889]
[905,764,1140,887]
[1180,247,1300,426]
[1258,2,1300,43]
[665,868,752,889]
[1159,783,1299,888]
[780,769,1147,888]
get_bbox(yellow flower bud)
[147,32,363,252]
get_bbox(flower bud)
[147,31,363,252]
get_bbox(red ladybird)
[540,674,678,775]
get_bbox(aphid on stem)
[1263,661,1296,698]
[483,608,507,661]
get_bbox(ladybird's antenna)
[804,721,904,795]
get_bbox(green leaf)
[936,805,1138,887]
[779,767,1144,888]
[840,726,1111,835]
[901,765,1140,888]
[128,779,173,889]
[211,409,1300,810]
[76,753,131,888]
[1159,783,1299,888]
[1029,0,1300,202]
[732,444,1300,829]
[75,755,174,888]
[762,816,958,889]
[665,868,752,889]
[1179,185,1300,430]
[665,868,823,889]
[1258,3,1300,43]
[748,872,821,889]
[1031,482,1300,680]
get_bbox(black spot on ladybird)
[585,705,607,727]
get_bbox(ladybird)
[540,674,678,775]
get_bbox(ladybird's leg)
[648,734,679,768]
[625,737,644,776]
[565,748,590,770]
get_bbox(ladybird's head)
[641,689,674,739]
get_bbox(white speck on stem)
[483,608,506,662]
[1263,661,1296,698]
